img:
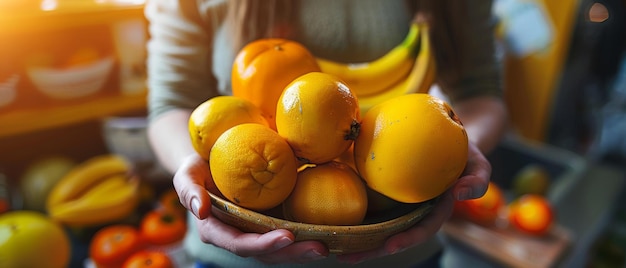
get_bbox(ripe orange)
[231,38,321,130]
[283,161,368,225]
[188,96,268,160]
[508,194,554,236]
[90,225,145,268]
[209,123,298,211]
[64,47,100,68]
[453,182,506,226]
[354,93,468,203]
[276,72,361,164]
[123,250,174,268]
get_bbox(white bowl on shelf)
[26,56,114,100]
[102,116,155,165]
[0,74,19,108]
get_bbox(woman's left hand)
[337,142,491,264]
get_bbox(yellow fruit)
[276,72,360,164]
[0,211,71,268]
[189,96,269,160]
[283,161,368,225]
[354,93,468,203]
[209,123,298,211]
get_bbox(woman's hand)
[172,153,329,264]
[337,142,491,264]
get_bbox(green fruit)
[512,164,551,197]
[20,156,76,212]
[0,211,71,268]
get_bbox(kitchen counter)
[441,159,625,267]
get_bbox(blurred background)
[0,0,624,267]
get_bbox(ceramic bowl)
[0,74,19,108]
[27,56,114,99]
[102,116,155,164]
[208,192,437,254]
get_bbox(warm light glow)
[588,2,609,23]
[97,0,146,4]
[40,0,58,11]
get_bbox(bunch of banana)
[46,154,140,227]
[316,23,421,97]
[316,22,436,115]
[358,22,437,115]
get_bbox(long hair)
[225,0,467,85]
[225,0,299,51]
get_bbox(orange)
[354,93,468,203]
[508,194,554,236]
[123,250,174,268]
[231,38,321,130]
[283,161,368,225]
[64,47,100,68]
[276,72,360,164]
[453,182,506,226]
[188,96,268,160]
[209,123,298,211]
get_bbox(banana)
[46,154,131,210]
[316,23,421,96]
[48,174,140,226]
[358,23,437,115]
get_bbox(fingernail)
[274,236,293,249]
[191,197,201,218]
[457,188,472,201]
[303,249,326,260]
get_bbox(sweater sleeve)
[144,0,227,122]
[439,0,503,103]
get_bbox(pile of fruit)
[453,164,556,236]
[1,154,188,267]
[189,23,468,226]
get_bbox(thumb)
[172,154,214,219]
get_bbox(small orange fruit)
[188,96,268,160]
[209,123,298,211]
[453,182,506,226]
[123,250,174,268]
[283,161,368,225]
[354,93,468,203]
[508,194,554,236]
[276,72,361,164]
[232,38,321,130]
[64,47,100,68]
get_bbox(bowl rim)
[208,191,437,232]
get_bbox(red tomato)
[508,194,554,236]
[90,225,144,268]
[122,250,174,268]
[453,182,506,226]
[140,210,187,246]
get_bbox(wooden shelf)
[0,1,146,34]
[0,92,147,138]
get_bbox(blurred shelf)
[0,91,146,138]
[0,0,146,34]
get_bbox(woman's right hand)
[172,153,329,264]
